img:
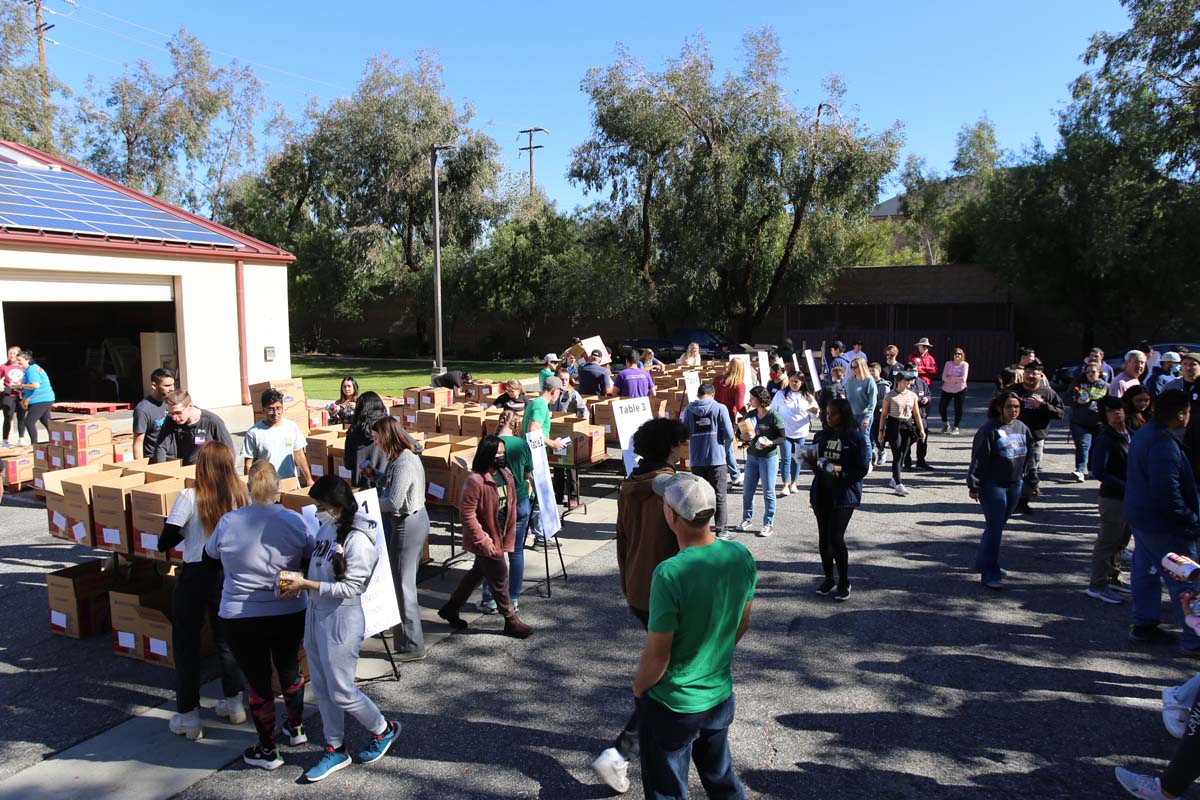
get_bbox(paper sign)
[352,489,402,639]
[50,610,66,628]
[684,371,700,403]
[148,637,168,657]
[579,335,612,365]
[140,532,159,551]
[526,431,562,539]
[622,448,640,477]
[428,483,446,500]
[51,511,66,531]
[338,466,352,479]
[792,353,800,373]
[804,349,821,390]
[117,631,135,649]
[756,350,771,388]
[300,504,320,536]
[102,527,121,545]
[311,464,325,477]
[612,397,654,452]
[72,522,86,541]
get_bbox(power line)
[518,127,548,198]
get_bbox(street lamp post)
[430,144,454,378]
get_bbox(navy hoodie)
[968,418,1037,490]
[682,397,734,468]
[808,427,870,509]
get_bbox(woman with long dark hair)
[13,350,53,444]
[437,435,533,638]
[804,397,870,601]
[344,391,389,489]
[371,416,428,659]
[770,370,819,496]
[159,442,248,741]
[279,476,399,783]
[968,391,1036,589]
[734,385,786,538]
[326,376,359,426]
[1122,384,1153,432]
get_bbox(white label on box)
[72,522,86,541]
[428,483,446,500]
[118,452,132,462]
[337,466,352,479]
[603,424,612,434]
[51,456,62,468]
[50,610,66,628]
[102,527,121,545]
[117,631,135,649]
[311,464,325,477]
[483,387,492,395]
[64,430,74,442]
[34,477,44,489]
[51,431,61,442]
[148,637,168,657]
[406,397,415,406]
[66,455,78,466]
[140,532,159,551]
[51,511,66,531]
[405,416,416,424]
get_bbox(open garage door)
[0,270,177,404]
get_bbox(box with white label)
[109,584,168,660]
[47,560,114,639]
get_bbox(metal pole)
[518,127,548,199]
[431,145,445,375]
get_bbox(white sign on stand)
[351,490,403,638]
[804,349,821,390]
[526,431,562,539]
[756,350,771,388]
[791,353,800,374]
[684,371,701,403]
[612,396,654,452]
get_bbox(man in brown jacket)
[593,418,689,793]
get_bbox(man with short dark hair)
[683,382,735,537]
[615,352,655,399]
[1013,361,1064,514]
[242,388,312,484]
[133,368,176,459]
[1125,389,1200,654]
[578,350,614,397]
[824,341,852,386]
[631,472,756,800]
[431,370,472,392]
[153,390,235,465]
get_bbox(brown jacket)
[615,466,679,613]
[459,469,518,558]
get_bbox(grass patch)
[292,356,539,400]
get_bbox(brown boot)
[502,617,533,639]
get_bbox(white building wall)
[0,245,291,409]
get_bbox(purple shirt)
[615,366,654,398]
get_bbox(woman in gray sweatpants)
[370,417,429,659]
[284,476,400,783]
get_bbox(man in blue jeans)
[632,472,757,799]
[1124,389,1200,653]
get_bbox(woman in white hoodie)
[280,475,400,783]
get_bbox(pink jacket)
[458,469,518,558]
[941,361,969,393]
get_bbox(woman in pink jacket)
[939,347,970,434]
[437,435,533,639]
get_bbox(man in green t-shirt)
[631,472,756,798]
[520,376,570,546]
[538,353,560,389]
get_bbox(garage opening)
[3,301,177,404]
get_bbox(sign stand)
[527,431,568,597]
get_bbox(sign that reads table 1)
[526,431,562,539]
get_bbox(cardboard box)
[92,473,148,554]
[47,560,114,639]
[131,512,169,560]
[110,583,171,660]
[415,408,441,435]
[47,445,68,470]
[592,401,617,442]
[390,404,420,429]
[419,387,454,410]
[305,432,338,479]
[402,387,424,409]
[250,379,305,410]
[548,427,607,466]
[550,417,592,439]
[61,471,129,547]
[420,444,453,469]
[47,416,87,444]
[122,460,185,483]
[55,418,113,448]
[130,477,186,517]
[280,485,316,512]
[64,444,115,468]
[111,435,136,464]
[448,450,475,509]
[34,442,49,467]
[0,449,35,485]
[32,466,48,497]
[425,467,452,506]
[307,408,329,429]
[437,405,466,435]
[464,382,502,402]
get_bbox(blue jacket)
[1124,420,1200,549]
[1147,366,1178,397]
[682,397,734,468]
[808,427,870,509]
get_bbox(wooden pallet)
[51,402,132,414]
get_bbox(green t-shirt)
[538,368,556,389]
[647,538,757,713]
[522,396,552,438]
[498,435,533,502]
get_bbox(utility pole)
[26,0,54,147]
[430,143,455,376]
[518,127,548,198]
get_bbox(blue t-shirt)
[22,363,54,405]
[579,363,613,396]
[615,366,654,398]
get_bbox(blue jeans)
[742,452,778,526]
[724,440,741,482]
[855,414,873,463]
[637,693,744,800]
[482,495,530,603]
[778,437,804,484]
[1070,423,1095,473]
[1130,531,1200,651]
[975,481,1022,583]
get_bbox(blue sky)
[43,0,1132,210]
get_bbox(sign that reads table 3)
[612,397,653,452]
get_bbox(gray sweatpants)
[390,508,429,653]
[305,602,385,749]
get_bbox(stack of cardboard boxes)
[250,378,310,433]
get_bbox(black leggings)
[812,493,854,585]
[223,610,306,751]
[173,564,242,713]
[1,393,25,440]
[939,390,965,426]
[1163,694,1200,794]
[885,417,915,484]
[23,401,52,443]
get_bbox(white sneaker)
[1114,767,1171,799]
[951,426,960,435]
[168,709,204,741]
[757,525,773,538]
[591,747,630,794]
[729,477,743,487]
[888,477,897,489]
[894,484,910,497]
[1162,686,1190,739]
[780,485,791,496]
[735,520,753,532]
[1072,470,1086,482]
[216,693,247,724]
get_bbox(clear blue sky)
[44,0,1132,210]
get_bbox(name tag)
[194,434,207,446]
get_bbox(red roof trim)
[0,141,294,264]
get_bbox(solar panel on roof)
[0,162,242,248]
